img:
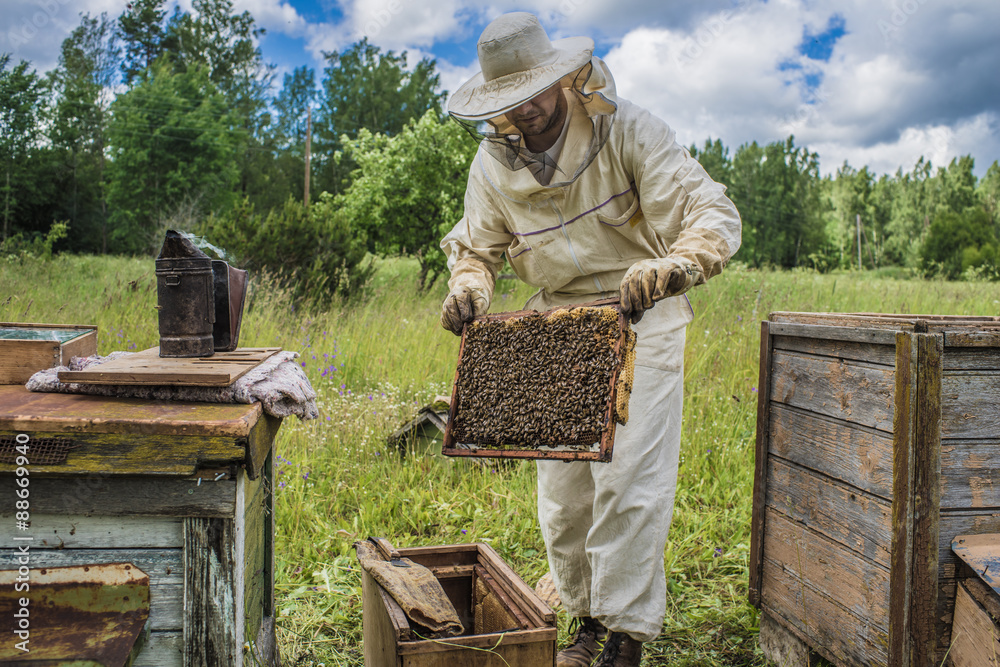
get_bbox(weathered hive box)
[362,542,557,666]
[750,312,1000,667]
[0,323,98,384]
[0,386,282,666]
[949,534,1000,667]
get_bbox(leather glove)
[619,257,699,324]
[441,285,489,335]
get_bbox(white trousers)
[534,296,689,642]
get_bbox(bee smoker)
[155,230,248,358]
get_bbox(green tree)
[315,39,446,195]
[106,62,238,254]
[273,66,317,204]
[49,13,120,252]
[0,56,49,242]
[118,0,179,84]
[920,208,998,279]
[338,111,477,290]
[977,161,1000,231]
[689,138,731,186]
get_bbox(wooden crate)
[0,386,282,666]
[0,323,97,384]
[362,542,557,666]
[749,312,1000,667]
[950,534,1000,667]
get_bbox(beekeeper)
[440,12,741,667]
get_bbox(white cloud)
[1,0,121,73]
[232,0,309,36]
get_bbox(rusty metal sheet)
[0,563,150,666]
[0,385,261,437]
[952,534,1000,596]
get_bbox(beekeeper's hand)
[441,286,490,335]
[619,257,698,324]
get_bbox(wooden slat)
[184,517,238,665]
[0,476,237,517]
[772,334,897,366]
[0,548,183,631]
[245,413,281,480]
[949,580,1000,667]
[764,458,892,566]
[767,321,898,345]
[943,348,1000,370]
[910,333,943,666]
[769,350,896,431]
[3,513,182,549]
[134,631,183,667]
[941,442,1000,509]
[244,473,266,642]
[58,347,282,386]
[761,564,889,667]
[762,509,890,628]
[749,320,773,608]
[941,372,1000,439]
[769,404,894,500]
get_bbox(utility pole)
[856,214,862,270]
[304,106,312,208]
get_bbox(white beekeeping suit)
[440,12,741,667]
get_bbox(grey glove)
[619,257,698,324]
[441,286,489,335]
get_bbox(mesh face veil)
[452,58,618,188]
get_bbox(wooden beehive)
[362,542,557,667]
[0,323,97,384]
[442,300,633,462]
[0,386,282,666]
[750,312,1000,667]
[949,534,1000,667]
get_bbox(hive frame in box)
[441,298,629,462]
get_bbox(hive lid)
[952,534,1000,596]
[770,311,1000,332]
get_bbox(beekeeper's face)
[504,83,566,137]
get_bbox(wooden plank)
[134,631,183,667]
[889,330,916,667]
[769,350,896,431]
[764,458,892,566]
[1,513,182,549]
[950,580,1000,667]
[0,476,237,517]
[58,346,282,386]
[750,320,773,608]
[244,413,281,480]
[910,333,943,666]
[363,568,408,666]
[243,473,266,645]
[761,563,889,667]
[184,517,238,665]
[0,548,183,631]
[0,430,245,476]
[0,324,97,384]
[944,331,1000,348]
[769,404,894,500]
[474,542,554,626]
[772,333,897,366]
[952,534,1000,594]
[941,372,1000,439]
[0,385,263,438]
[769,312,1000,332]
[762,509,890,629]
[941,443,1000,509]
[767,321,899,345]
[943,347,1000,370]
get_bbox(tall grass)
[3,255,998,665]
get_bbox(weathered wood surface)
[769,350,896,431]
[758,611,821,667]
[949,580,1000,667]
[941,372,1000,439]
[762,509,890,628]
[0,384,262,437]
[0,547,183,630]
[363,570,408,667]
[0,476,237,517]
[768,321,899,345]
[889,331,916,667]
[769,404,894,499]
[135,631,183,667]
[0,323,97,384]
[2,513,183,549]
[0,430,245,476]
[184,516,238,666]
[749,320,773,608]
[772,334,897,366]
[943,347,1000,370]
[761,560,889,667]
[245,413,281,480]
[941,442,1000,509]
[764,458,892,565]
[244,472,266,645]
[58,346,281,386]
[769,311,1000,332]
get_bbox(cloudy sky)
[3,0,998,176]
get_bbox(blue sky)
[3,0,998,176]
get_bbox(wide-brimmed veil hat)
[449,12,594,120]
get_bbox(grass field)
[3,254,998,665]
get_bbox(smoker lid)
[156,229,210,260]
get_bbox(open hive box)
[361,543,557,667]
[0,323,97,384]
[442,300,635,462]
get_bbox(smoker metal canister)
[156,231,215,358]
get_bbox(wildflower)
[461,529,467,535]
[302,472,309,480]
[751,387,758,393]
[279,481,286,488]
[714,547,723,558]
